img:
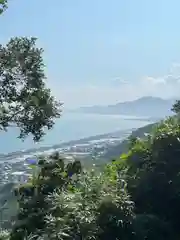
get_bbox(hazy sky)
[1,0,180,107]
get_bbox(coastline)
[0,115,160,161]
[0,128,133,160]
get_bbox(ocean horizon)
[0,112,153,154]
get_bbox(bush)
[122,117,180,239]
[10,155,82,240]
[39,164,135,240]
[8,116,180,239]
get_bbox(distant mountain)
[77,96,175,118]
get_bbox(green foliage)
[7,152,137,240]
[38,164,135,240]
[171,100,180,114]
[101,123,155,161]
[10,155,83,240]
[123,116,180,239]
[0,0,7,14]
[8,114,180,239]
[0,67,179,239]
[12,150,173,240]
[3,1,179,238]
[132,214,173,240]
[0,230,10,240]
[0,37,61,141]
[3,115,180,240]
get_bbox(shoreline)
[0,128,134,159]
[0,115,160,160]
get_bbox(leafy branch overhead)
[0,37,62,141]
[0,0,7,14]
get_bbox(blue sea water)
[0,112,152,154]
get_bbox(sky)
[1,0,180,107]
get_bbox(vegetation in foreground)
[1,2,180,239]
[101,122,155,161]
[0,112,179,239]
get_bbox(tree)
[39,162,135,240]
[0,37,61,141]
[0,0,7,14]
[172,100,180,116]
[10,155,83,240]
[122,116,180,239]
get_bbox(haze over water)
[0,112,152,154]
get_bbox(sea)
[0,112,153,155]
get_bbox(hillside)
[0,123,157,227]
[6,116,180,239]
[0,120,179,240]
[100,122,156,160]
[77,96,174,117]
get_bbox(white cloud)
[143,76,166,85]
[48,63,180,108]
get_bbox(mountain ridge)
[76,96,175,117]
